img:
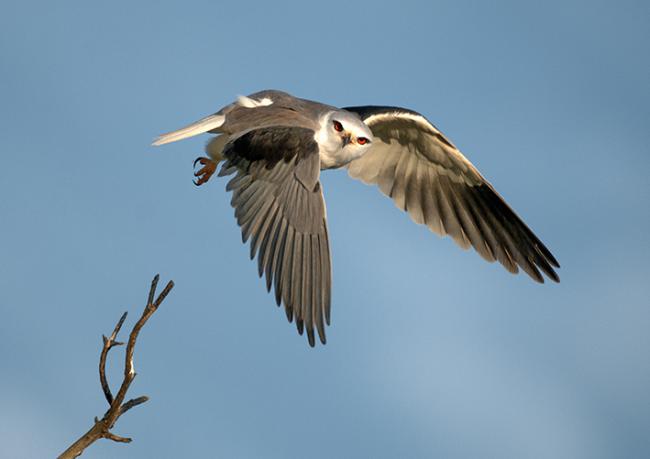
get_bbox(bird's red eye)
[357,137,369,145]
[333,120,343,132]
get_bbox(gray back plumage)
[214,90,336,137]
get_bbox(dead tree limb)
[58,274,174,459]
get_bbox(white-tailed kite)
[154,90,560,346]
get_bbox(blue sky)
[1,1,648,458]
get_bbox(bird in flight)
[153,90,560,346]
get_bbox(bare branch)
[58,275,174,459]
[100,311,127,404]
[154,280,174,308]
[120,396,150,414]
[103,431,132,444]
[148,274,159,306]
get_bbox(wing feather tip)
[547,269,561,283]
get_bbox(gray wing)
[219,126,332,346]
[344,106,559,283]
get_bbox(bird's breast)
[318,146,366,170]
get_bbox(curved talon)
[192,156,217,186]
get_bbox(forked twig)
[58,275,174,459]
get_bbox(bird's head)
[316,110,374,168]
[328,110,374,152]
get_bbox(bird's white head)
[316,110,374,169]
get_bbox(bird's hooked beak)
[341,132,352,147]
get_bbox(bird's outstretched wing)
[344,106,559,283]
[219,126,332,346]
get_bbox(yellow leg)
[193,157,217,186]
[193,134,229,186]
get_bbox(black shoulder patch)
[226,126,318,168]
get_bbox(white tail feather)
[152,114,225,146]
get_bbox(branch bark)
[58,275,174,459]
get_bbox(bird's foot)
[193,157,217,186]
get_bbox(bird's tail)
[152,113,225,146]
